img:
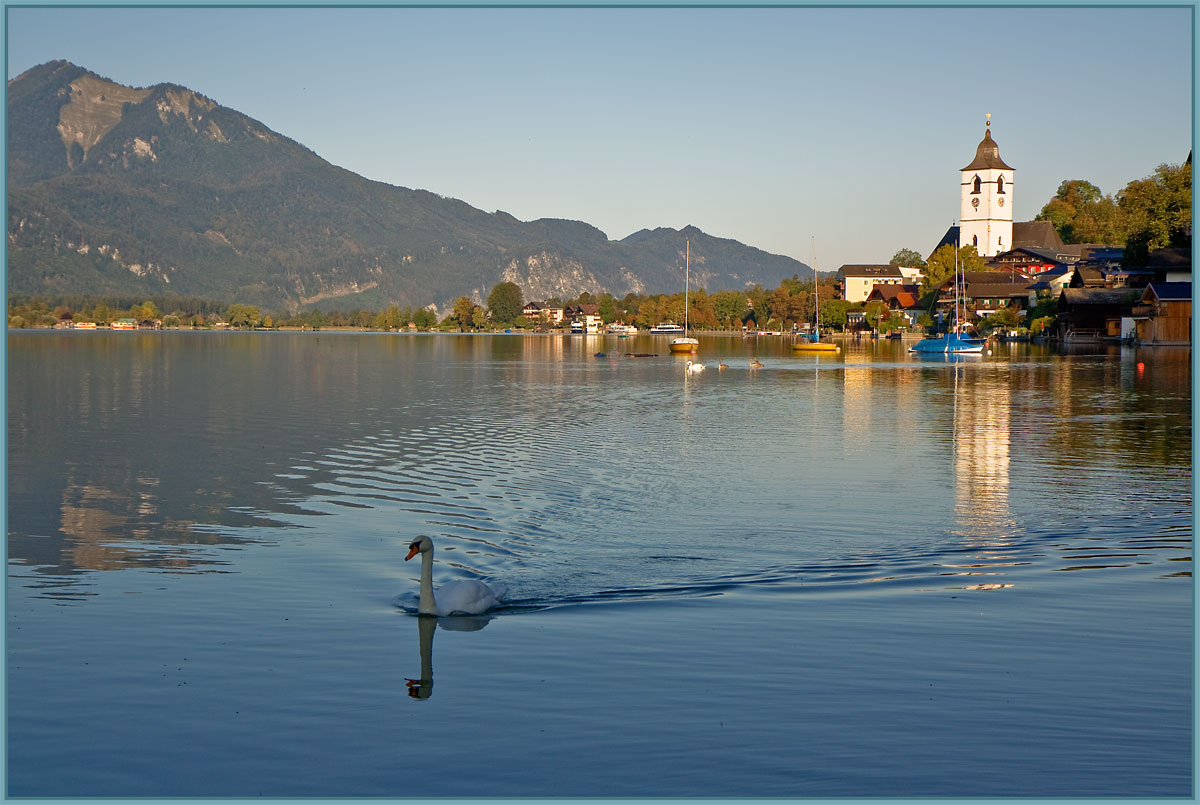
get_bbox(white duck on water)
[405,535,508,616]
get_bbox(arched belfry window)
[997,176,1006,194]
[972,235,979,247]
[972,175,982,194]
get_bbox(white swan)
[405,535,507,616]
[685,360,706,374]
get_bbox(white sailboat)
[669,238,700,354]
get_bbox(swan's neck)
[418,548,438,615]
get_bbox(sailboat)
[793,237,840,353]
[911,238,986,354]
[668,238,700,354]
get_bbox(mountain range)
[7,61,812,313]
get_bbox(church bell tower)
[959,114,1014,257]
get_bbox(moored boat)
[910,241,985,355]
[668,337,699,353]
[793,339,840,353]
[793,237,841,353]
[910,332,986,354]
[668,239,699,354]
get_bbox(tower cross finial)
[986,112,991,128]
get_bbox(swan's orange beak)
[405,545,419,561]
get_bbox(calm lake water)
[6,330,1193,798]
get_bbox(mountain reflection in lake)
[7,331,1191,797]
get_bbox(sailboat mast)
[953,242,960,334]
[684,238,690,334]
[812,236,819,334]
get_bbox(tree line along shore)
[6,264,1048,337]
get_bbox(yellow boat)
[793,339,839,353]
[792,236,840,353]
[668,238,699,355]
[669,337,699,354]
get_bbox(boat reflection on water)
[404,613,494,700]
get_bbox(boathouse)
[1133,282,1192,345]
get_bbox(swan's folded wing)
[437,579,504,615]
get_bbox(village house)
[864,284,923,325]
[1026,266,1074,297]
[579,303,602,332]
[836,265,905,303]
[523,301,565,325]
[931,271,1038,324]
[1133,282,1191,346]
[990,245,1078,276]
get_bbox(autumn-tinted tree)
[1037,179,1124,244]
[451,296,476,329]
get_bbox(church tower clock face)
[959,115,1014,257]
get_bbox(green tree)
[486,282,524,325]
[413,307,437,329]
[1121,161,1192,263]
[711,290,746,329]
[225,304,262,328]
[922,244,986,296]
[820,299,851,331]
[982,305,1021,333]
[890,248,926,269]
[864,301,891,331]
[597,293,616,323]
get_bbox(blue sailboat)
[911,241,986,355]
[910,330,986,354]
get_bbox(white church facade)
[959,115,1014,257]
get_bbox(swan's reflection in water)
[405,613,494,700]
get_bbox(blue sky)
[5,4,1194,275]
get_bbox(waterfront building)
[1133,282,1192,345]
[836,264,904,303]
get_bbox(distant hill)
[7,61,812,313]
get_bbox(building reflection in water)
[946,363,1019,590]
